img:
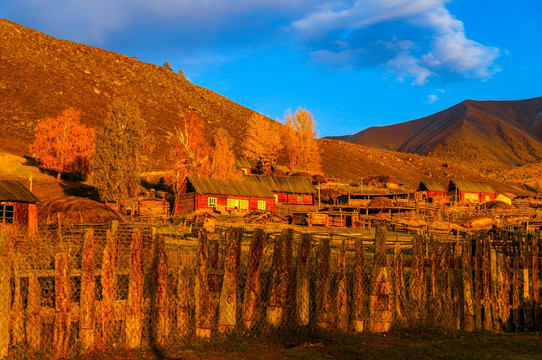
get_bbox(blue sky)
[2,0,541,137]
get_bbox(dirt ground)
[46,329,542,360]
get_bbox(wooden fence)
[0,225,540,358]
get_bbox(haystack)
[368,197,394,208]
[38,196,124,224]
[483,200,513,210]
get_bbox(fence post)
[126,229,144,348]
[452,245,462,330]
[26,272,41,351]
[430,238,439,318]
[101,229,119,346]
[53,251,71,358]
[393,241,406,325]
[80,229,96,350]
[440,244,452,328]
[533,234,540,324]
[11,258,24,346]
[296,233,311,327]
[482,237,493,331]
[153,234,169,345]
[315,235,331,330]
[176,264,190,339]
[474,237,483,330]
[267,229,293,328]
[512,254,520,330]
[335,239,348,332]
[352,238,366,332]
[490,248,500,332]
[242,228,265,330]
[523,236,533,328]
[462,242,474,331]
[195,229,212,339]
[0,232,10,358]
[369,226,392,332]
[497,253,511,331]
[218,228,242,333]
[410,235,426,324]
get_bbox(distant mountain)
[339,98,542,172]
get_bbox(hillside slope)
[0,19,276,169]
[342,98,542,172]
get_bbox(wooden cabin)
[417,181,449,203]
[175,176,276,214]
[138,198,170,217]
[244,175,316,205]
[448,180,496,204]
[0,180,39,233]
[234,156,252,175]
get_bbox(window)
[227,198,236,209]
[257,200,266,210]
[297,195,303,203]
[0,204,14,224]
[208,197,217,208]
[240,200,249,210]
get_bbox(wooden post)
[267,229,293,328]
[218,228,242,333]
[335,239,348,332]
[523,236,533,328]
[101,229,118,346]
[452,244,462,330]
[26,272,41,351]
[410,235,426,324]
[352,238,366,332]
[242,228,265,330]
[393,241,406,325]
[154,234,169,344]
[80,229,96,349]
[490,248,499,332]
[440,244,452,328]
[533,234,540,324]
[315,235,331,329]
[176,264,190,339]
[54,251,71,358]
[0,233,9,358]
[512,254,520,330]
[11,259,24,346]
[462,242,475,331]
[482,238,493,331]
[497,253,511,331]
[195,229,212,339]
[474,237,483,330]
[430,238,440,318]
[126,229,144,348]
[296,233,311,327]
[370,226,392,332]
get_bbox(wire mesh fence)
[0,223,540,357]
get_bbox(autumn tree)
[30,108,95,181]
[169,111,213,187]
[210,128,242,180]
[243,113,281,174]
[92,98,149,203]
[283,108,321,173]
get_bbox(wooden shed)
[175,176,276,214]
[234,156,252,175]
[417,181,449,203]
[138,198,170,217]
[0,180,39,233]
[448,180,496,204]
[244,175,316,205]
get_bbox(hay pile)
[456,216,494,229]
[38,196,124,224]
[483,200,513,210]
[368,197,394,208]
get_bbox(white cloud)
[425,94,438,104]
[292,0,500,84]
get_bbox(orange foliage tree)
[243,113,281,174]
[211,128,242,180]
[283,108,321,173]
[169,111,212,190]
[30,108,95,180]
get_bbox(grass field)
[46,329,542,360]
